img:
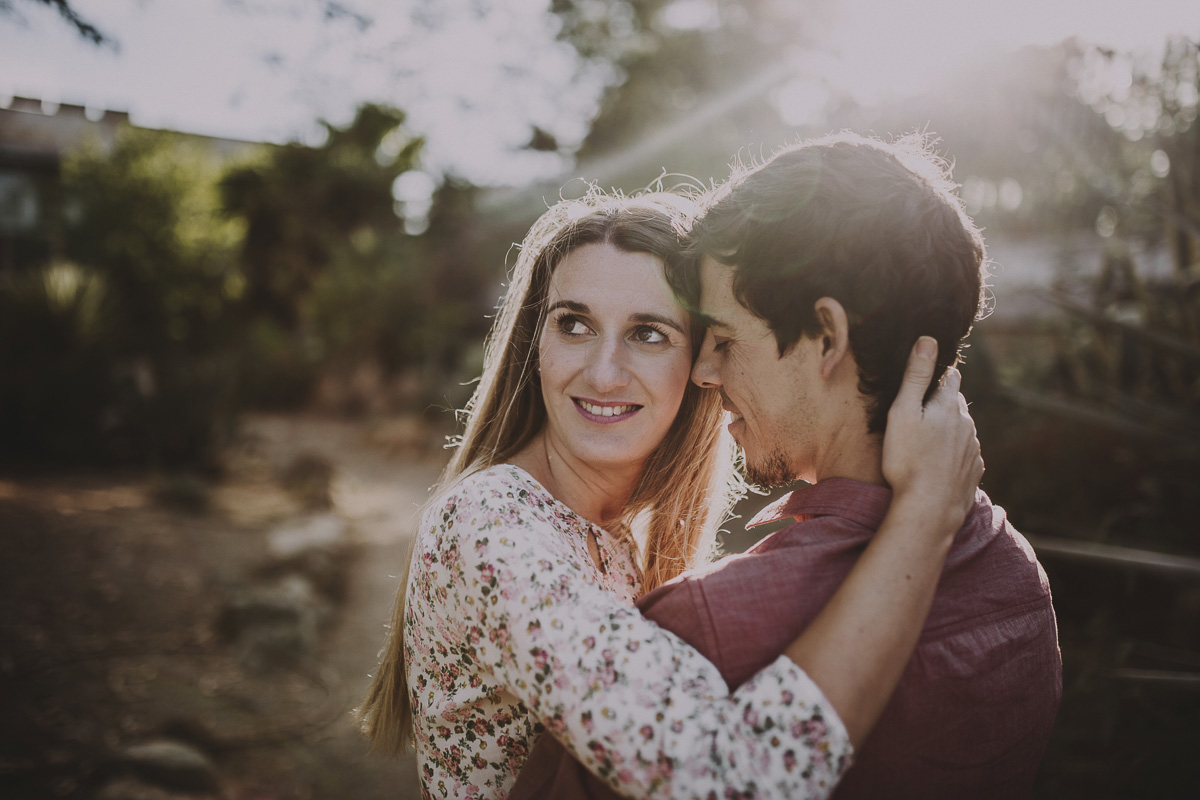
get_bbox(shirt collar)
[747,476,893,530]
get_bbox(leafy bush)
[222,105,490,413]
[0,128,245,467]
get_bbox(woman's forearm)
[416,466,854,799]
[784,490,957,745]
[785,339,982,746]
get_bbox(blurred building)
[0,96,257,273]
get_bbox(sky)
[2,0,1198,186]
[820,0,1200,106]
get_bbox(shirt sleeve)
[417,474,852,799]
[636,579,723,686]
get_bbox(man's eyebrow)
[696,312,727,330]
[630,312,687,334]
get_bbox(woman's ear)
[813,297,851,380]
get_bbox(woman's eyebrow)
[546,300,587,313]
[630,312,687,334]
[546,302,685,334]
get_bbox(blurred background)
[2,1,1199,798]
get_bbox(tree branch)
[0,0,115,47]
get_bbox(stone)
[114,739,218,793]
[96,775,217,799]
[218,574,325,670]
[280,453,334,509]
[262,512,352,602]
[266,512,347,560]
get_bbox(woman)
[360,190,981,798]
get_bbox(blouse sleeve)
[413,473,852,799]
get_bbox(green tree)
[221,103,490,411]
[221,103,421,331]
[550,0,834,188]
[908,40,1200,798]
[0,128,245,465]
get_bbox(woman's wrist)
[884,486,963,553]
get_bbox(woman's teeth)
[578,400,637,417]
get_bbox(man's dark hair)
[679,132,987,434]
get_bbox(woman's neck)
[510,430,641,528]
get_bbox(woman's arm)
[416,470,850,799]
[784,336,983,746]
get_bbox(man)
[509,132,1061,799]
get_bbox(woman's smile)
[573,397,644,422]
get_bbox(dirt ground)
[1,414,447,800]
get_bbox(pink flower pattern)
[404,465,851,798]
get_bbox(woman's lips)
[573,398,642,423]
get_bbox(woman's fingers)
[883,338,983,530]
[892,336,938,412]
[940,365,961,394]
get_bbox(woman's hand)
[881,336,984,534]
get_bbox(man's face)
[691,256,825,487]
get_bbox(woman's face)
[538,242,693,474]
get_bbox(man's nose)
[585,338,632,392]
[691,332,722,389]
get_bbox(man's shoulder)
[667,516,864,587]
[954,490,1042,571]
[635,517,872,686]
[642,508,876,616]
[928,490,1055,635]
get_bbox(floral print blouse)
[404,464,852,799]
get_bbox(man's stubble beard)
[743,447,796,490]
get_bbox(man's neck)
[810,421,886,488]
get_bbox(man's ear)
[813,297,851,380]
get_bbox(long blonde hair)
[358,189,740,754]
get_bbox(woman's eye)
[557,315,593,336]
[633,326,667,344]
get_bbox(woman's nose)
[584,338,632,393]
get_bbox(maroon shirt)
[509,479,1062,800]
